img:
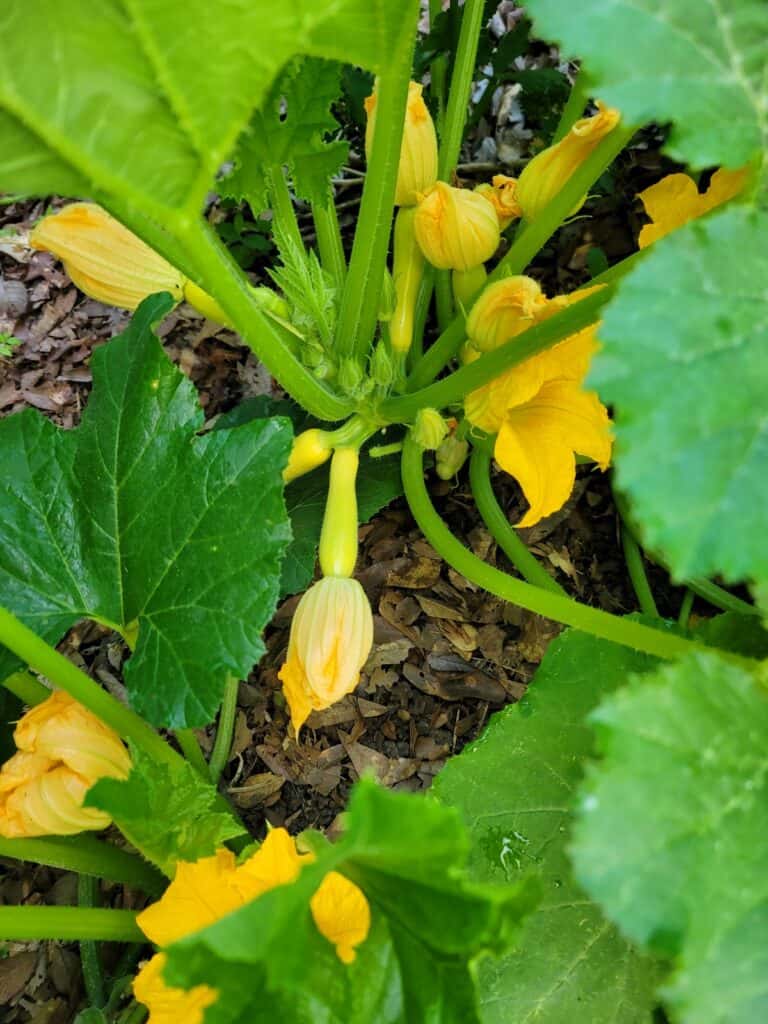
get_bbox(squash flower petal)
[495,380,613,527]
[637,167,749,248]
[414,182,500,271]
[365,81,438,207]
[310,870,372,964]
[133,954,217,1024]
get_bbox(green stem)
[410,264,437,365]
[684,578,759,618]
[313,196,347,290]
[79,875,106,1008]
[469,449,566,595]
[118,1003,148,1024]
[174,729,209,777]
[437,0,486,179]
[495,123,637,279]
[0,906,143,943]
[434,269,454,331]
[401,436,753,665]
[0,835,164,894]
[0,606,178,768]
[267,166,305,254]
[678,589,695,630]
[621,527,659,618]
[2,669,49,705]
[173,217,351,422]
[382,287,611,419]
[551,70,591,144]
[337,39,415,359]
[209,674,239,783]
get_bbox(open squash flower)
[0,691,131,838]
[134,828,371,1023]
[365,80,438,207]
[515,102,620,221]
[30,203,231,322]
[414,182,500,271]
[475,174,522,230]
[637,166,749,248]
[464,277,612,526]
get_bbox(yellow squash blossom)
[515,102,620,221]
[0,691,131,838]
[475,174,521,230]
[637,167,749,248]
[30,203,230,322]
[133,828,371,1021]
[414,182,500,271]
[365,80,438,207]
[464,277,612,526]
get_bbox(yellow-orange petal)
[133,954,217,1024]
[278,654,317,735]
[637,166,749,248]
[236,826,307,895]
[136,849,244,947]
[495,380,613,527]
[0,767,113,838]
[310,870,371,964]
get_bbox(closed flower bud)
[435,435,470,480]
[412,408,449,451]
[414,183,500,272]
[283,429,333,484]
[371,341,396,388]
[377,270,397,323]
[337,356,365,396]
[365,81,438,207]
[30,203,185,310]
[475,175,521,230]
[0,691,130,838]
[515,102,620,221]
[466,276,548,352]
[278,576,374,734]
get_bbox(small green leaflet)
[524,0,768,169]
[591,206,768,589]
[0,294,292,728]
[86,747,243,877]
[434,629,661,1024]
[222,57,349,212]
[163,779,539,1024]
[572,652,768,1023]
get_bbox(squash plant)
[0,0,766,1021]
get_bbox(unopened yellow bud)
[365,81,438,207]
[390,206,426,354]
[515,102,620,221]
[466,276,548,352]
[414,182,500,272]
[412,408,449,451]
[283,429,333,484]
[278,576,374,734]
[475,175,521,230]
[436,435,469,480]
[30,203,185,311]
[182,280,233,327]
[0,691,131,838]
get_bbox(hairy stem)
[313,196,347,290]
[0,906,144,943]
[551,70,591,144]
[469,449,566,595]
[401,437,753,665]
[1,669,49,705]
[267,165,305,254]
[79,875,106,1008]
[209,674,239,783]
[437,0,486,179]
[621,527,659,618]
[174,729,209,777]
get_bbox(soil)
[0,28,690,1021]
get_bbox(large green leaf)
[524,0,768,169]
[591,206,768,587]
[0,0,418,214]
[572,652,768,1023]
[86,747,244,877]
[0,294,292,728]
[222,57,348,211]
[434,629,661,1024]
[164,779,539,1024]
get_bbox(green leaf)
[572,652,768,1023]
[0,0,419,215]
[222,57,348,211]
[86,746,242,877]
[164,779,539,1023]
[524,0,768,168]
[0,685,22,762]
[591,206,768,588]
[0,294,292,727]
[434,629,661,1024]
